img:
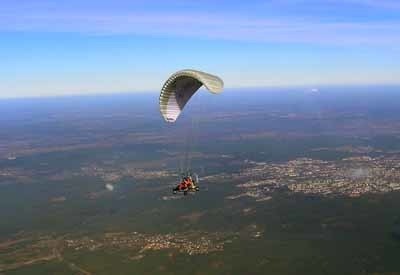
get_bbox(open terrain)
[1,87,400,274]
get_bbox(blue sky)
[1,0,400,98]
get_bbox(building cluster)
[224,156,400,200]
[64,231,227,256]
[0,230,231,272]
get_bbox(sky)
[1,0,400,98]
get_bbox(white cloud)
[105,184,114,191]
[1,5,399,45]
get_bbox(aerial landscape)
[2,0,400,274]
[1,88,400,274]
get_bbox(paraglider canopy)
[159,69,224,123]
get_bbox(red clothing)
[177,177,193,191]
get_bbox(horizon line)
[1,84,400,101]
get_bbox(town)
[221,156,400,201]
[0,231,232,272]
[64,231,228,255]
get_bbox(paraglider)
[173,172,200,195]
[160,70,224,195]
[159,69,224,194]
[159,69,224,123]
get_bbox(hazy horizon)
[2,84,400,100]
